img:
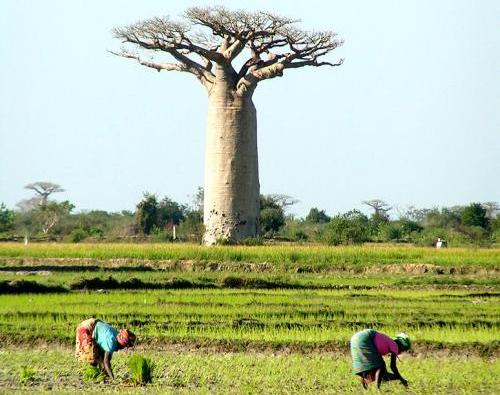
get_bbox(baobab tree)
[24,182,64,207]
[363,199,392,235]
[112,6,343,244]
[362,199,392,218]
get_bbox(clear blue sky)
[0,0,498,217]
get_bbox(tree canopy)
[24,182,64,207]
[112,6,343,95]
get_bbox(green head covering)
[394,333,411,352]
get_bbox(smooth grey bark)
[203,67,259,244]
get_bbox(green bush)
[88,227,105,238]
[305,208,330,223]
[176,213,204,243]
[376,219,423,242]
[82,365,105,383]
[460,225,488,243]
[378,222,403,242]
[260,207,285,234]
[320,210,369,245]
[128,355,154,385]
[67,228,89,243]
[491,229,500,246]
[0,203,15,232]
[150,226,174,242]
[19,366,36,386]
[461,203,488,228]
[491,216,500,232]
[281,221,309,242]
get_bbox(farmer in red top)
[75,318,136,379]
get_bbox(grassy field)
[1,242,499,269]
[0,243,498,393]
[0,289,498,351]
[1,349,499,394]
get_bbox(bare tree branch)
[112,17,220,90]
[235,28,343,95]
[284,58,344,69]
[363,199,392,216]
[108,50,183,72]
[24,182,64,207]
[112,6,343,96]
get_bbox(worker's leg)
[382,371,400,382]
[376,361,388,388]
[360,375,368,389]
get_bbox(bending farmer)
[350,329,411,389]
[75,318,136,379]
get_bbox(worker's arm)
[103,352,114,379]
[390,354,408,387]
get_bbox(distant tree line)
[1,182,499,246]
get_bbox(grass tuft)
[82,365,105,383]
[128,355,154,385]
[19,366,36,385]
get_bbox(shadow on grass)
[0,280,67,294]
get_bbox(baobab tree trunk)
[203,68,260,245]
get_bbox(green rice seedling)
[19,366,36,385]
[82,365,105,383]
[128,355,154,385]
[0,287,498,352]
[1,349,499,394]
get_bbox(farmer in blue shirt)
[75,318,136,379]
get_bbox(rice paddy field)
[0,243,499,393]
